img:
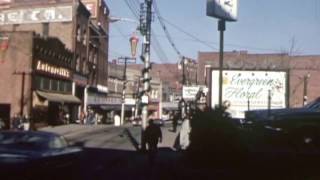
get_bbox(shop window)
[43,77,50,90]
[50,79,58,91]
[65,82,72,93]
[58,81,65,92]
[34,76,42,90]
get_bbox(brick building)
[198,51,320,108]
[0,0,110,124]
[0,31,77,128]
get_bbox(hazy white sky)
[106,0,320,63]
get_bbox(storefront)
[31,37,80,126]
[32,60,81,126]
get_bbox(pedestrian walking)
[172,112,179,132]
[144,119,162,166]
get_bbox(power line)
[153,0,182,57]
[123,0,168,62]
[124,0,140,18]
[160,17,218,50]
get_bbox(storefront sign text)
[0,5,72,25]
[36,60,70,79]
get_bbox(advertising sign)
[183,86,201,100]
[0,5,73,25]
[36,60,71,79]
[207,0,238,21]
[183,86,208,100]
[211,70,287,118]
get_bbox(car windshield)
[0,132,49,150]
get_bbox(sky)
[106,0,320,64]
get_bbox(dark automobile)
[243,109,320,154]
[0,130,83,179]
[153,118,165,126]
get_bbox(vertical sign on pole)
[207,0,238,107]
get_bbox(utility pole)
[13,71,27,117]
[218,20,225,108]
[134,76,141,119]
[303,73,311,106]
[182,57,186,85]
[140,0,153,151]
[119,56,135,125]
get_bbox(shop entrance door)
[0,104,11,129]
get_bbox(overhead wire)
[123,0,170,62]
[160,17,218,50]
[153,0,182,58]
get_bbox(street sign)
[207,0,238,21]
[141,95,149,104]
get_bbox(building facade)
[0,31,78,128]
[198,51,320,108]
[0,0,110,124]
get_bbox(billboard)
[211,70,287,118]
[0,5,73,25]
[207,0,238,21]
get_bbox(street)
[41,123,183,180]
[40,123,320,180]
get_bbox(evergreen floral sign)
[211,70,287,118]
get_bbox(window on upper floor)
[76,55,81,72]
[76,25,81,42]
[83,29,87,45]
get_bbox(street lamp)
[119,33,139,125]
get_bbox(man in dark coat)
[144,119,162,165]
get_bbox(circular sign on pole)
[129,33,139,58]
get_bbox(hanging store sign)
[0,5,73,25]
[36,60,71,79]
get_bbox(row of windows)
[34,76,72,93]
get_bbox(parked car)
[0,130,83,179]
[132,117,142,126]
[243,109,320,154]
[132,118,165,126]
[153,118,165,126]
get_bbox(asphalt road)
[39,124,320,180]
[40,123,182,180]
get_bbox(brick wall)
[0,32,33,117]
[198,51,320,107]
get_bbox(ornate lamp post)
[120,33,139,125]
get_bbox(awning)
[36,91,81,104]
[99,104,135,111]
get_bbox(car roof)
[245,108,320,121]
[0,130,61,138]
